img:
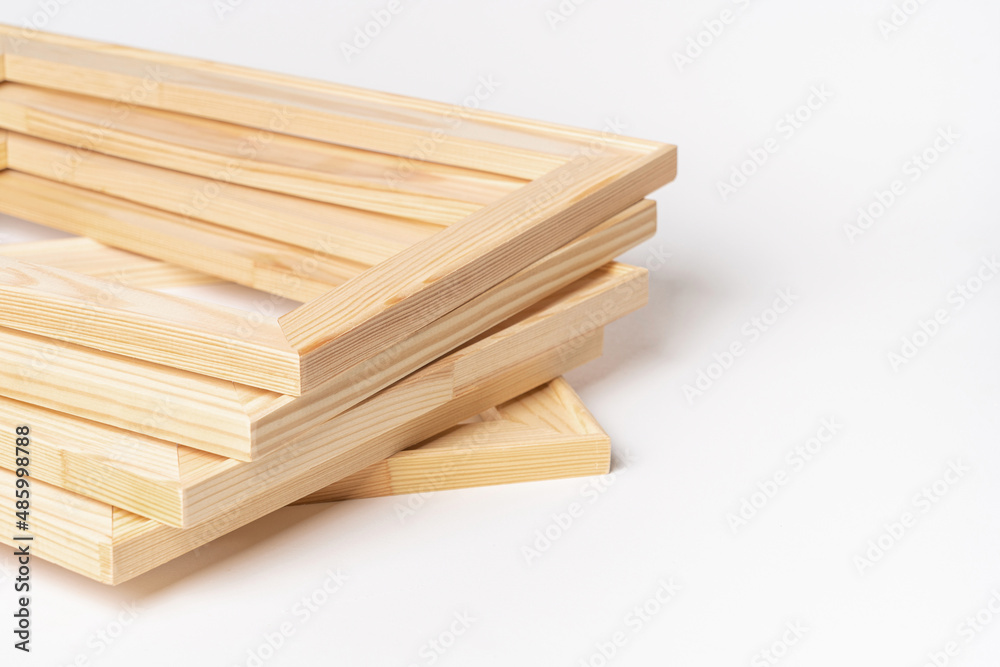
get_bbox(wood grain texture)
[0,255,302,394]
[0,170,365,305]
[284,147,675,393]
[0,82,523,224]
[0,237,216,288]
[294,377,610,504]
[0,26,661,177]
[0,332,606,584]
[0,203,654,459]
[4,133,435,266]
[0,326,256,460]
[0,264,646,527]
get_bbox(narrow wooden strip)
[0,170,365,304]
[0,237,217,288]
[0,255,302,394]
[0,27,660,177]
[283,146,675,393]
[5,133,434,267]
[0,82,524,223]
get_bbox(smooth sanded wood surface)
[0,330,607,584]
[0,202,655,459]
[0,263,647,527]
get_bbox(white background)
[1,1,999,665]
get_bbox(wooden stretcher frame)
[0,26,677,399]
[0,201,655,461]
[0,259,645,527]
